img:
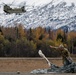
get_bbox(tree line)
[0,24,76,57]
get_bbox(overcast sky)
[0,0,76,6]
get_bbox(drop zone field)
[0,58,76,72]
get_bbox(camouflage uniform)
[50,44,73,67]
[60,48,73,66]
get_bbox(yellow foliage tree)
[17,24,25,39]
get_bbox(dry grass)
[0,58,76,72]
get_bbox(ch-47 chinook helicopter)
[4,4,26,14]
[3,0,26,14]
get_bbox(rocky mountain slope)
[0,0,76,31]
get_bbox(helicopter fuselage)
[4,5,26,14]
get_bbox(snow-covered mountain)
[0,0,76,32]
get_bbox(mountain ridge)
[0,0,76,32]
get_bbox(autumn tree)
[67,31,76,54]
[0,32,5,56]
[17,24,26,39]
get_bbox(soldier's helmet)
[59,44,64,48]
